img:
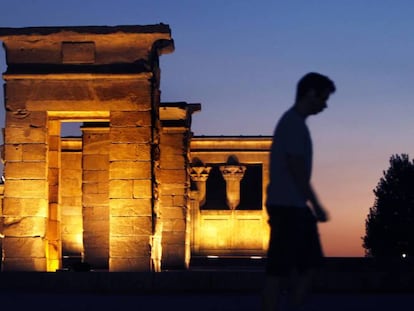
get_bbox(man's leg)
[262,275,283,311]
[289,268,315,308]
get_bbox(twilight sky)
[1,0,414,257]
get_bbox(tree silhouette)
[363,154,414,258]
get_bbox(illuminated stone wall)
[0,25,174,271]
[0,25,272,272]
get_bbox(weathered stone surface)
[5,180,48,198]
[160,194,186,207]
[23,143,48,161]
[162,245,186,268]
[109,179,133,198]
[109,127,151,144]
[48,135,60,151]
[4,127,47,144]
[109,198,152,216]
[162,218,186,232]
[83,154,109,170]
[83,206,109,220]
[1,258,47,271]
[82,139,110,155]
[162,231,186,244]
[2,216,47,237]
[109,161,151,179]
[109,257,150,272]
[2,198,48,216]
[109,236,151,257]
[60,196,82,208]
[83,171,108,182]
[3,236,47,258]
[61,153,82,168]
[159,206,186,219]
[110,111,151,127]
[159,183,187,196]
[159,155,186,169]
[132,179,152,199]
[5,161,47,179]
[4,144,23,161]
[48,151,60,168]
[158,169,187,183]
[109,143,151,161]
[60,178,82,197]
[111,216,152,236]
[6,110,48,128]
[83,193,109,206]
[83,182,109,194]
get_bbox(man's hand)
[314,205,329,222]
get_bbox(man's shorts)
[265,205,323,276]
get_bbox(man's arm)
[286,154,329,222]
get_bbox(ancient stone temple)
[0,24,271,272]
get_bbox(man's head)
[295,72,336,116]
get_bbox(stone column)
[47,120,62,271]
[109,109,153,272]
[189,166,211,207]
[2,104,49,271]
[81,125,110,269]
[219,165,246,210]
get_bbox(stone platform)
[0,258,413,294]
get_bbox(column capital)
[219,165,246,181]
[189,166,212,182]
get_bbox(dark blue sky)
[1,0,414,256]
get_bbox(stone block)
[5,127,47,144]
[160,194,186,207]
[82,139,110,155]
[109,143,151,161]
[2,216,47,237]
[109,198,152,216]
[162,218,186,232]
[3,236,47,258]
[5,161,47,179]
[160,155,186,169]
[60,177,82,197]
[4,144,23,161]
[132,179,152,199]
[2,198,48,217]
[159,183,187,196]
[60,196,82,208]
[83,171,108,182]
[83,154,109,170]
[83,193,109,206]
[47,219,62,239]
[159,206,185,219]
[5,179,48,198]
[158,169,187,184]
[162,230,186,244]
[109,179,133,198]
[48,151,60,168]
[94,80,151,103]
[83,182,109,194]
[61,153,82,169]
[4,81,31,110]
[48,135,60,151]
[109,161,151,179]
[109,257,151,272]
[109,235,150,257]
[22,143,47,161]
[6,111,48,128]
[111,216,152,236]
[162,245,186,268]
[1,257,47,271]
[83,206,109,221]
[109,127,151,144]
[110,111,151,127]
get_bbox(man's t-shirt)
[266,107,312,208]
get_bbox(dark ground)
[0,291,414,311]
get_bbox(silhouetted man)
[263,72,336,311]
